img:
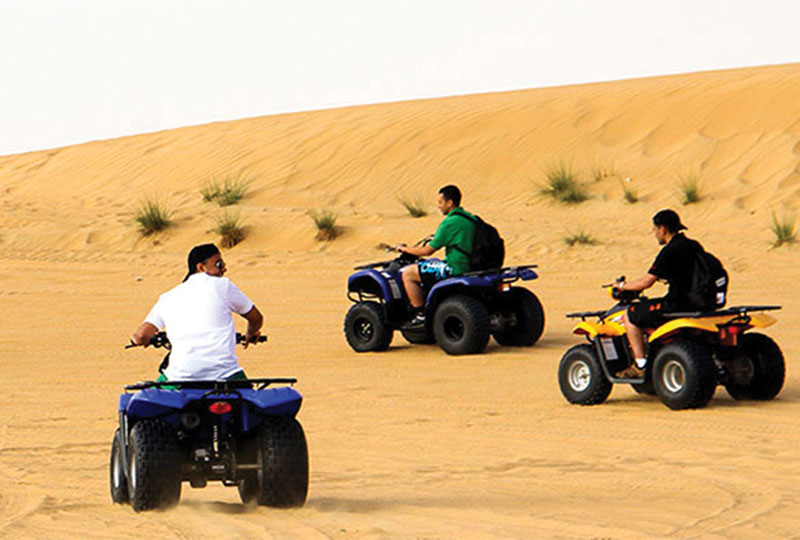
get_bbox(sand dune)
[1,63,800,538]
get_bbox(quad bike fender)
[118,393,133,412]
[648,312,777,342]
[426,275,496,306]
[124,387,303,422]
[572,318,626,337]
[348,269,402,301]
[242,387,303,416]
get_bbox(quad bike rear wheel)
[723,332,785,401]
[344,301,393,352]
[558,343,612,405]
[490,287,545,347]
[652,340,716,410]
[127,419,182,512]
[433,294,490,355]
[254,417,309,507]
[109,429,129,504]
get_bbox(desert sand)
[1,63,800,539]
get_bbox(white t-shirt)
[144,273,255,380]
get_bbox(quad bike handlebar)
[354,235,434,270]
[125,331,267,349]
[600,275,643,303]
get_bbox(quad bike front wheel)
[109,429,129,504]
[490,287,545,347]
[433,294,490,355]
[344,301,393,352]
[723,332,785,401]
[652,340,716,410]
[254,417,309,507]
[558,343,612,405]
[127,419,182,512]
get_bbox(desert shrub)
[213,210,246,248]
[399,194,427,218]
[564,230,598,246]
[201,174,250,206]
[310,208,339,241]
[678,173,702,205]
[134,197,172,235]
[621,178,638,203]
[592,163,617,182]
[771,212,796,247]
[543,163,588,204]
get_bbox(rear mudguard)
[572,311,777,341]
[648,312,776,341]
[120,386,303,429]
[426,267,539,307]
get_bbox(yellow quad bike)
[558,284,785,410]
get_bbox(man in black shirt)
[614,209,704,378]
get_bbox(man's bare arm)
[131,322,159,347]
[620,273,658,292]
[240,306,263,349]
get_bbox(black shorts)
[627,298,669,329]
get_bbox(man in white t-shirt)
[130,243,263,380]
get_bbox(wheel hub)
[355,318,374,341]
[443,316,465,341]
[662,359,686,393]
[568,360,591,392]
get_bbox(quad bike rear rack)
[566,304,781,322]
[124,378,298,392]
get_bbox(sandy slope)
[1,63,800,539]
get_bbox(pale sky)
[1,0,798,156]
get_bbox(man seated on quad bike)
[614,209,709,378]
[395,184,476,329]
[130,243,263,381]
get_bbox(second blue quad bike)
[110,332,309,512]
[344,250,545,355]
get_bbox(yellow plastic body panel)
[648,312,776,342]
[572,313,627,338]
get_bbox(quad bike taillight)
[208,401,233,415]
[718,323,750,346]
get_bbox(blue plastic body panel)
[120,386,303,429]
[347,268,398,301]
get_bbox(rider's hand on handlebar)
[394,243,407,253]
[243,330,261,349]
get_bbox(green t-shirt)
[428,207,476,275]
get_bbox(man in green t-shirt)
[396,185,476,328]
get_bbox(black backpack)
[687,247,728,311]
[452,211,505,271]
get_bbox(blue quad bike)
[344,250,545,355]
[110,332,308,512]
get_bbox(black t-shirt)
[649,233,702,310]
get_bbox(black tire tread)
[725,333,785,401]
[257,417,309,507]
[433,295,490,355]
[128,419,182,512]
[343,302,393,352]
[491,287,545,347]
[109,429,129,504]
[558,343,612,405]
[653,340,716,410]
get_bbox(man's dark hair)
[184,243,220,282]
[652,209,687,234]
[438,185,462,207]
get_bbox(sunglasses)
[215,259,225,270]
